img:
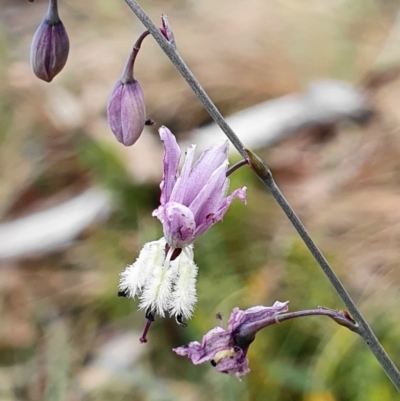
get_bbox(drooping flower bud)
[107,48,146,146]
[30,0,69,82]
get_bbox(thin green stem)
[123,0,400,390]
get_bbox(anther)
[117,289,129,297]
[175,314,187,328]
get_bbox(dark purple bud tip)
[145,119,156,126]
[107,78,146,146]
[30,0,69,82]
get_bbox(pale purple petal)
[173,326,232,364]
[107,84,123,141]
[193,187,247,240]
[169,145,196,204]
[232,301,289,338]
[228,307,246,332]
[119,81,146,146]
[215,348,250,379]
[159,201,196,248]
[241,301,289,325]
[159,126,181,205]
[188,162,228,224]
[182,140,229,206]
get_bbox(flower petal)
[155,201,196,248]
[242,301,289,325]
[188,162,228,224]
[214,347,250,380]
[231,301,289,338]
[159,126,181,205]
[169,144,196,204]
[194,186,247,239]
[173,326,232,364]
[227,307,246,332]
[183,140,229,206]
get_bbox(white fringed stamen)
[119,238,198,319]
[139,264,175,317]
[169,246,198,319]
[119,238,166,298]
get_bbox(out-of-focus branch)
[0,188,112,261]
[192,80,371,150]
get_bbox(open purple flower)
[173,301,289,379]
[118,127,247,334]
[153,126,247,249]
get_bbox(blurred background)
[1,0,400,400]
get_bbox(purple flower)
[153,126,247,249]
[30,0,69,82]
[107,48,146,146]
[173,301,289,379]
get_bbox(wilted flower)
[107,47,146,146]
[153,126,247,249]
[174,301,289,379]
[119,238,198,321]
[30,0,69,82]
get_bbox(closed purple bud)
[30,0,69,82]
[107,49,146,146]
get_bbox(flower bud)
[160,14,176,48]
[30,0,69,82]
[107,49,146,146]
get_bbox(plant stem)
[276,307,360,334]
[226,158,249,177]
[123,0,400,390]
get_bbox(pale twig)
[123,0,400,390]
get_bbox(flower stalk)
[123,0,400,390]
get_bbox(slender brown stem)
[226,158,249,177]
[139,319,152,343]
[131,30,150,77]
